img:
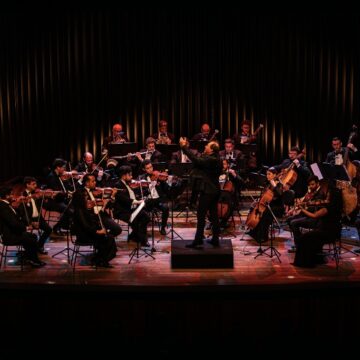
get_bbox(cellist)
[246,167,284,244]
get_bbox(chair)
[70,233,96,272]
[0,234,25,271]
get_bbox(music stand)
[235,143,257,155]
[152,162,168,172]
[169,163,197,221]
[155,144,179,162]
[189,140,208,153]
[108,142,138,158]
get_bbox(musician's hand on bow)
[179,137,187,148]
[347,143,357,151]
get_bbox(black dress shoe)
[207,239,220,247]
[185,241,204,249]
[37,247,48,255]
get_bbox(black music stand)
[169,163,197,221]
[189,140,208,153]
[108,142,138,158]
[155,144,179,162]
[235,143,257,155]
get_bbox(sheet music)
[310,163,323,180]
[129,200,145,223]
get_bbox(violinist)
[82,174,122,238]
[75,152,105,185]
[274,146,311,198]
[246,168,284,244]
[286,175,326,253]
[292,184,342,268]
[325,137,359,165]
[44,158,74,235]
[0,187,46,267]
[151,120,175,144]
[139,160,170,235]
[112,166,150,247]
[71,188,117,268]
[101,123,129,155]
[16,177,52,254]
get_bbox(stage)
[1,213,360,354]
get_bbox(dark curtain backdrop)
[1,11,359,181]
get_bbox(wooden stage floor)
[1,213,360,292]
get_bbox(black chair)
[0,234,25,271]
[70,233,96,272]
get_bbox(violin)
[129,180,151,189]
[150,171,169,181]
[60,171,82,181]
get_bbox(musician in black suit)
[170,140,199,164]
[139,160,169,235]
[219,139,244,169]
[151,120,175,144]
[179,137,222,248]
[44,158,74,234]
[0,187,45,267]
[71,188,117,268]
[325,136,360,165]
[17,177,52,254]
[135,137,164,164]
[101,123,129,155]
[192,123,218,141]
[112,166,150,247]
[274,146,311,198]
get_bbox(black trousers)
[145,198,169,227]
[4,232,40,262]
[32,216,52,248]
[100,212,122,237]
[287,214,318,246]
[195,192,220,242]
[44,199,73,230]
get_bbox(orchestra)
[1,118,356,270]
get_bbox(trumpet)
[111,151,148,160]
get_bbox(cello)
[217,170,236,220]
[277,148,306,187]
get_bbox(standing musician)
[17,177,52,254]
[101,123,129,155]
[325,136,359,165]
[0,187,46,267]
[151,120,175,144]
[170,139,199,163]
[179,137,222,248]
[192,123,219,141]
[246,167,284,243]
[71,188,117,268]
[233,120,258,145]
[286,175,326,253]
[139,160,170,235]
[274,146,311,199]
[75,152,105,185]
[112,166,150,247]
[219,139,244,169]
[45,158,74,235]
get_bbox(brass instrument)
[156,133,172,144]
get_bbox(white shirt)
[146,176,160,199]
[335,153,343,165]
[121,180,137,208]
[85,187,101,215]
[226,152,234,160]
[26,190,39,218]
[181,150,190,163]
[145,151,153,160]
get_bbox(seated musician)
[170,139,199,163]
[139,160,169,235]
[44,158,74,235]
[0,187,46,267]
[247,167,284,243]
[218,159,245,229]
[71,188,117,268]
[286,175,326,253]
[16,177,52,254]
[325,136,359,165]
[82,174,122,238]
[233,120,256,145]
[75,152,105,185]
[151,120,175,144]
[274,146,311,199]
[101,123,129,155]
[112,166,150,247]
[192,123,218,141]
[219,139,244,169]
[134,137,164,164]
[292,184,342,268]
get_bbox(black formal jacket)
[0,200,27,243]
[325,147,360,165]
[181,146,222,195]
[170,149,199,164]
[138,173,170,200]
[72,207,101,243]
[112,180,135,222]
[219,149,243,168]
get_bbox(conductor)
[179,137,222,248]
